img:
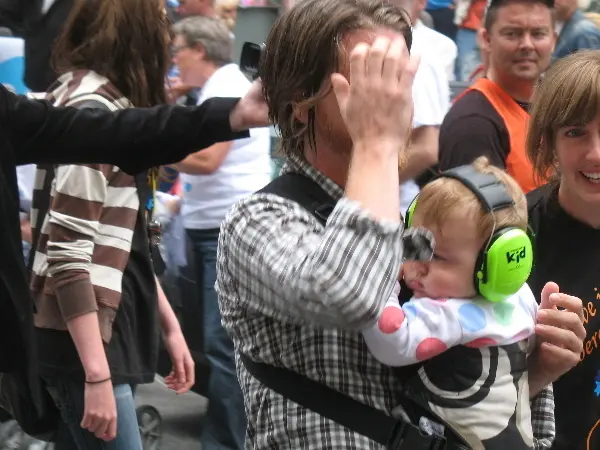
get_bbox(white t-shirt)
[181,64,272,230]
[400,52,450,215]
[411,20,458,83]
[17,164,35,214]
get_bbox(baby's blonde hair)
[413,157,528,239]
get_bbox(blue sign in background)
[0,37,28,95]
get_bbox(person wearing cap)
[437,0,556,194]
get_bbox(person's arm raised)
[336,37,419,222]
[4,80,267,174]
[218,37,424,330]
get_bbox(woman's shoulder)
[527,183,558,229]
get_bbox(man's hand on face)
[229,79,270,131]
[330,35,420,155]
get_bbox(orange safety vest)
[457,78,539,193]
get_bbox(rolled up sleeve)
[217,193,405,330]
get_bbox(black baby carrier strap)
[239,172,465,450]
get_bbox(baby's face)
[403,212,486,299]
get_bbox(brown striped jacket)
[30,70,139,343]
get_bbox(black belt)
[240,353,470,450]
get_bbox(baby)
[363,157,538,450]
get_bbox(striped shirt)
[30,70,140,343]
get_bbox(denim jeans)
[455,28,481,82]
[187,228,246,450]
[43,378,142,450]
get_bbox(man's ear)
[194,43,206,61]
[479,27,491,53]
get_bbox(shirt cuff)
[55,277,99,322]
[329,198,405,235]
[328,199,435,262]
[200,97,250,142]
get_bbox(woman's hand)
[529,281,586,395]
[229,79,270,131]
[81,380,117,441]
[163,327,195,394]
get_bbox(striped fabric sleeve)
[46,163,114,321]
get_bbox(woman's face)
[555,113,600,209]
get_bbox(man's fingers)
[366,36,391,79]
[398,54,420,98]
[381,36,407,83]
[331,73,350,108]
[348,42,370,87]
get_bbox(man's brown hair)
[527,50,600,184]
[484,0,554,31]
[52,0,170,107]
[259,0,412,158]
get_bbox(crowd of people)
[0,0,599,449]
[422,0,600,82]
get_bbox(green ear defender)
[404,165,533,303]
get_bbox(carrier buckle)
[387,420,447,450]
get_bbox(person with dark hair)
[27,1,200,448]
[0,16,266,448]
[437,0,556,194]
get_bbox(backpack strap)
[525,185,549,300]
[257,172,336,226]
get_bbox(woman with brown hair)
[526,49,600,450]
[29,1,195,449]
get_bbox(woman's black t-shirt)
[527,183,600,450]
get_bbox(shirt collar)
[280,153,345,201]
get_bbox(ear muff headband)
[404,165,533,302]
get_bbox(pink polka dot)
[378,307,406,334]
[415,338,448,361]
[465,337,498,348]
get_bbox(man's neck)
[302,137,350,188]
[194,63,219,88]
[487,68,535,103]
